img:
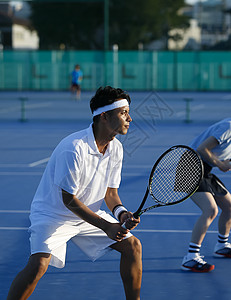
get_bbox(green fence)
[0,50,231,91]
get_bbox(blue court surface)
[1,90,231,299]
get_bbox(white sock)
[218,233,229,244]
[187,242,201,258]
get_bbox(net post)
[19,97,28,122]
[184,97,193,123]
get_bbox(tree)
[110,0,189,49]
[29,0,189,50]
[29,2,104,49]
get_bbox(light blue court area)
[1,91,231,299]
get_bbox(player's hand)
[218,160,231,172]
[105,223,129,242]
[120,211,140,230]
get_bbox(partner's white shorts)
[29,210,132,268]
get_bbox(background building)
[0,2,39,50]
[169,0,231,50]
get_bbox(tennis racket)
[122,145,203,229]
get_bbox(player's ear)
[100,112,107,121]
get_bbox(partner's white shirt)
[190,118,231,165]
[30,124,123,223]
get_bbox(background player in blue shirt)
[70,64,83,100]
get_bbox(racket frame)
[133,145,204,218]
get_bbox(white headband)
[92,99,129,117]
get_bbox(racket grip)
[121,211,140,229]
[133,211,139,219]
[121,221,128,229]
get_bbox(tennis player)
[181,118,231,272]
[70,64,83,99]
[7,86,142,300]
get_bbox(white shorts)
[29,210,132,268]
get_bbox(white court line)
[0,210,198,216]
[1,169,231,179]
[0,227,28,231]
[0,210,212,232]
[122,173,146,177]
[0,157,50,170]
[0,162,148,169]
[175,104,205,117]
[25,103,53,109]
[134,229,218,233]
[0,164,28,168]
[124,172,231,179]
[0,107,20,114]
[0,103,52,115]
[222,94,231,100]
[124,165,151,169]
[0,171,143,177]
[0,210,30,213]
[191,104,205,111]
[144,212,200,216]
[29,157,50,167]
[0,172,43,175]
[0,227,218,233]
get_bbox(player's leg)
[214,192,231,257]
[181,192,217,272]
[110,236,142,300]
[76,84,81,100]
[190,192,218,245]
[7,253,51,300]
[70,83,75,93]
[70,83,77,99]
[72,212,142,298]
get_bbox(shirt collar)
[87,123,112,156]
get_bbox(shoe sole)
[181,265,215,272]
[213,252,231,258]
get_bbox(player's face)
[106,106,132,136]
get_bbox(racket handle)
[121,211,140,229]
[133,211,140,219]
[121,221,128,229]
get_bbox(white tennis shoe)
[181,253,215,272]
[214,242,231,258]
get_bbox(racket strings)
[150,148,202,204]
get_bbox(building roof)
[0,8,32,29]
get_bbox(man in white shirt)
[181,118,231,273]
[7,86,142,300]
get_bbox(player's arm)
[62,189,128,241]
[104,187,140,230]
[197,136,231,172]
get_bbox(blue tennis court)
[1,90,231,299]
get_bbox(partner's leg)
[215,192,231,235]
[190,192,218,245]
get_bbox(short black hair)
[90,86,131,116]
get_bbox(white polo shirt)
[190,118,231,165]
[30,124,123,223]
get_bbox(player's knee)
[126,236,142,258]
[222,196,231,213]
[206,205,218,220]
[27,254,50,281]
[227,205,231,216]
